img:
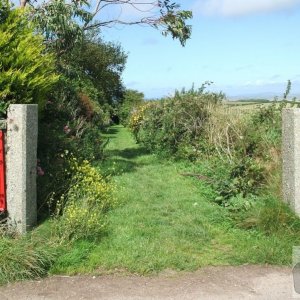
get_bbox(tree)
[0,5,59,108]
[19,0,192,47]
[118,89,144,124]
[74,35,127,105]
[122,89,145,106]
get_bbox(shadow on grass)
[99,158,138,176]
[100,147,152,176]
[107,147,150,160]
[104,127,119,135]
[101,127,120,140]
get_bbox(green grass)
[50,125,300,275]
[0,221,59,284]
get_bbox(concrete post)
[6,104,38,234]
[282,108,300,216]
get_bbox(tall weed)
[52,157,116,242]
[0,235,58,284]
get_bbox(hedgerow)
[128,84,293,211]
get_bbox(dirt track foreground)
[0,265,298,300]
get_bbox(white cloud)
[194,0,300,17]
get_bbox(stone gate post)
[282,108,300,216]
[6,104,38,234]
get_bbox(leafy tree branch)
[18,0,192,46]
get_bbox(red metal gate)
[0,130,6,212]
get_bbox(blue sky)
[99,0,300,99]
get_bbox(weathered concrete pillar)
[6,104,38,234]
[282,108,300,216]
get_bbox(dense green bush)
[0,7,59,108]
[214,157,265,206]
[37,94,109,216]
[118,89,145,125]
[52,157,116,241]
[35,30,126,217]
[130,85,224,159]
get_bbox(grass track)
[51,125,300,275]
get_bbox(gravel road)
[0,265,298,300]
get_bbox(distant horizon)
[144,93,300,101]
[142,80,300,101]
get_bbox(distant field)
[225,100,300,111]
[225,101,271,106]
[223,101,271,113]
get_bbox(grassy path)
[52,126,297,275]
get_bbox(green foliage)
[0,101,8,118]
[160,6,192,46]
[33,27,126,215]
[0,0,10,22]
[129,84,225,159]
[37,98,109,216]
[73,35,127,106]
[0,235,57,284]
[34,22,126,220]
[129,82,298,212]
[0,8,59,108]
[28,0,192,47]
[214,158,265,206]
[53,157,116,241]
[118,89,145,125]
[30,0,92,54]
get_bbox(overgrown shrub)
[214,157,265,206]
[130,85,225,159]
[118,89,145,125]
[52,157,116,241]
[0,7,59,109]
[37,85,110,216]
